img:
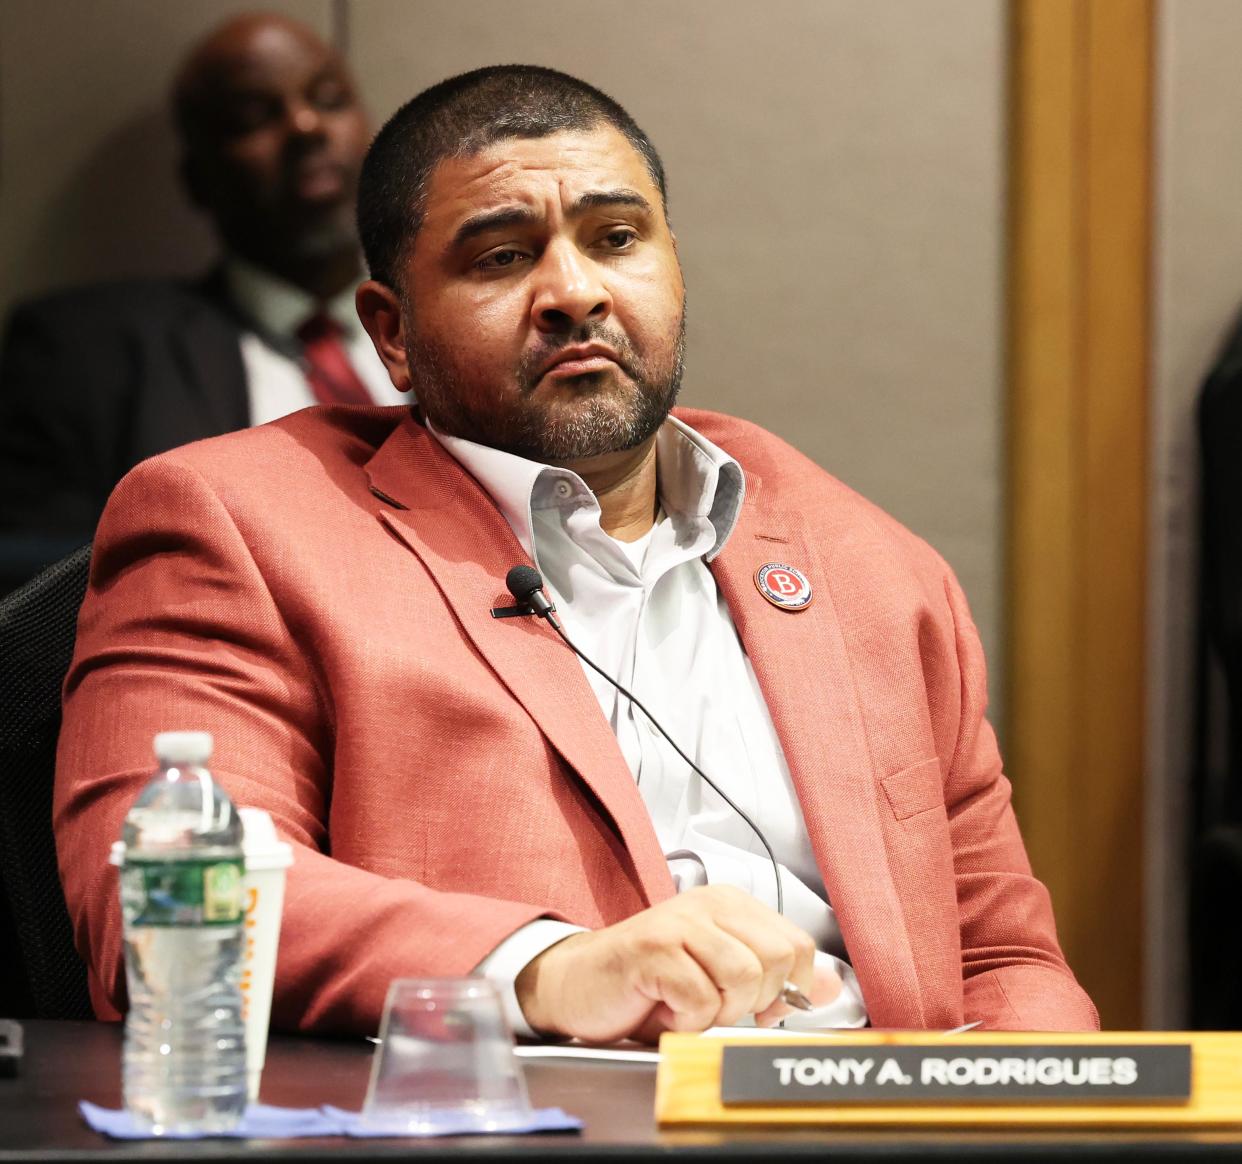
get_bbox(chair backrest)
[1190,825,1242,1028]
[0,544,93,1018]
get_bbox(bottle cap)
[153,730,214,766]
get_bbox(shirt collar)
[656,415,745,560]
[222,254,363,342]
[427,413,745,564]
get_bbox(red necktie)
[296,312,374,406]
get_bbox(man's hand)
[514,885,834,1044]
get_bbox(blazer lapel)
[709,476,925,1027]
[366,416,673,907]
[173,273,249,436]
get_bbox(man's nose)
[531,241,612,332]
[287,100,327,139]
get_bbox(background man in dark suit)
[1194,311,1242,1028]
[0,12,399,591]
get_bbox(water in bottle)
[119,731,247,1134]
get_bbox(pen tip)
[781,982,814,1011]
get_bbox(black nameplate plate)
[720,1044,1192,1106]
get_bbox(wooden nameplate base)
[655,1031,1242,1128]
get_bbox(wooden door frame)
[1006,0,1152,1028]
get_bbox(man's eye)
[477,249,528,271]
[310,80,352,111]
[596,227,640,254]
[217,97,279,134]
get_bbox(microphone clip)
[489,603,537,620]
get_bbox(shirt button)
[555,480,573,499]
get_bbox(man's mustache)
[518,324,640,392]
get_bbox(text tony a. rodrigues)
[770,1055,1140,1090]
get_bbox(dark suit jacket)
[0,275,249,546]
[1199,311,1242,825]
[1194,309,1242,1028]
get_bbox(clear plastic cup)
[359,979,532,1133]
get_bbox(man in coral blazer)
[54,65,1097,1039]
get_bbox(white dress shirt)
[429,416,868,1035]
[222,256,407,426]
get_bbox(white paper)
[514,1045,660,1063]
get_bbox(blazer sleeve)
[53,456,554,1036]
[939,572,1100,1032]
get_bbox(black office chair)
[0,543,93,1018]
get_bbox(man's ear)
[356,280,412,393]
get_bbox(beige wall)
[0,0,1009,721]
[1148,0,1242,1025]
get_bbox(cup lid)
[238,808,294,869]
[110,809,292,870]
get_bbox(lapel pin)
[755,563,814,611]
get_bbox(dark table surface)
[4,1021,1242,1163]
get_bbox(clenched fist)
[515,885,841,1044]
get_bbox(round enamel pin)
[754,562,814,611]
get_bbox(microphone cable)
[501,564,786,918]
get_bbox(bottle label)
[121,858,244,926]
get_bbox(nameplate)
[657,1032,1242,1127]
[720,1044,1191,1105]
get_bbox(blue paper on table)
[322,1105,583,1137]
[80,1100,582,1140]
[79,1101,341,1139]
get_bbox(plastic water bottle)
[119,732,247,1134]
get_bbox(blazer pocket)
[881,758,945,821]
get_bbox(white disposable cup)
[236,808,293,1101]
[110,807,293,1103]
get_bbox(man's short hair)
[357,65,667,289]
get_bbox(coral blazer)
[53,405,1098,1035]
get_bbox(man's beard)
[404,312,686,463]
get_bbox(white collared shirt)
[430,417,868,1035]
[222,256,407,425]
